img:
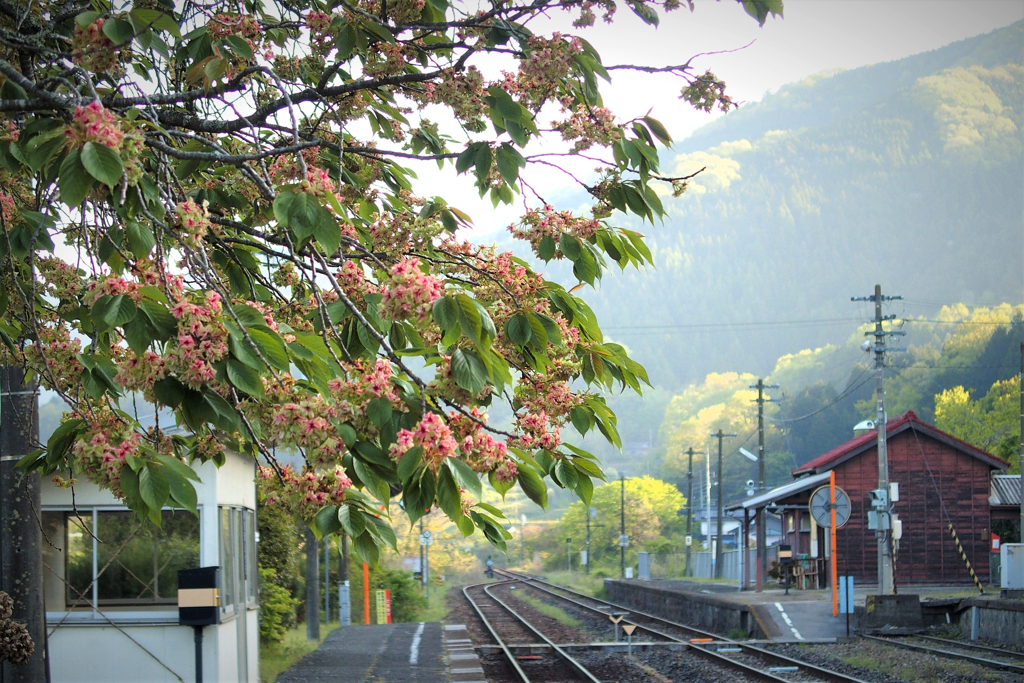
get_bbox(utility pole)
[620,474,627,579]
[852,284,903,595]
[685,447,695,578]
[711,430,736,579]
[749,379,778,592]
[1018,342,1022,540]
[0,366,45,683]
[305,528,320,640]
[585,508,591,575]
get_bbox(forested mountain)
[580,21,1023,392]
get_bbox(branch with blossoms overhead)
[0,0,779,563]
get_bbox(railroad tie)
[947,523,984,595]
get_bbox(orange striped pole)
[831,470,838,617]
[363,562,371,624]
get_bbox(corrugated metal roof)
[991,474,1021,506]
[725,471,832,511]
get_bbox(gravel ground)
[768,641,1023,683]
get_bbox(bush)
[350,559,426,623]
[259,567,298,646]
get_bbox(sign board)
[420,531,433,546]
[625,567,634,579]
[778,544,792,562]
[590,507,597,518]
[685,535,692,547]
[809,484,852,528]
[838,576,855,614]
[992,533,1001,552]
[621,624,637,636]
[580,550,588,566]
[609,615,625,624]
[619,534,629,547]
[375,590,387,624]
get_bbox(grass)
[513,591,581,628]
[260,622,340,683]
[418,581,454,622]
[840,655,881,670]
[538,570,607,597]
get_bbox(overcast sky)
[415,0,1024,235]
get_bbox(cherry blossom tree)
[1,0,780,562]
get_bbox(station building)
[729,410,1010,587]
[40,450,259,683]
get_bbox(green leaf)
[92,295,124,332]
[166,470,198,516]
[488,470,515,498]
[81,142,124,189]
[450,348,487,395]
[626,0,660,25]
[313,213,342,256]
[575,473,594,505]
[139,462,170,511]
[227,358,265,396]
[314,505,342,537]
[366,396,393,428]
[643,116,672,146]
[58,149,94,205]
[570,405,592,435]
[126,221,155,259]
[504,312,532,346]
[338,504,366,538]
[397,445,423,482]
[154,454,200,482]
[432,297,459,331]
[353,530,380,566]
[537,234,556,261]
[517,466,548,509]
[553,458,578,490]
[495,144,524,185]
[223,34,254,60]
[247,328,290,371]
[435,464,462,520]
[445,457,482,498]
[102,17,135,45]
[45,418,84,467]
[559,233,582,261]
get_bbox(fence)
[650,547,779,582]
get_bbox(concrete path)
[276,622,445,683]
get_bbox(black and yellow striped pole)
[947,523,984,594]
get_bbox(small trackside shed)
[792,411,1009,585]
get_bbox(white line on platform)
[410,622,425,664]
[774,602,804,640]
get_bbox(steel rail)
[480,581,604,683]
[862,634,1024,674]
[497,569,870,683]
[911,634,1024,660]
[461,581,534,683]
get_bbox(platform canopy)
[725,470,832,512]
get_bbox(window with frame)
[219,506,258,614]
[46,510,200,606]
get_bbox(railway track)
[495,569,871,683]
[862,633,1024,675]
[462,581,603,682]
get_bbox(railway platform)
[275,622,447,683]
[612,578,991,642]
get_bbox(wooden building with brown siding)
[791,411,1008,585]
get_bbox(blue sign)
[838,575,855,614]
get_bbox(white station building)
[41,450,259,683]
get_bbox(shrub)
[259,567,298,646]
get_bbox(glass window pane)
[219,507,235,609]
[244,509,257,605]
[156,511,200,599]
[65,514,93,605]
[97,511,156,601]
[231,508,242,607]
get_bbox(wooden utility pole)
[305,527,320,640]
[1019,342,1022,540]
[685,447,694,577]
[749,379,777,591]
[0,366,45,682]
[620,475,626,579]
[711,430,736,579]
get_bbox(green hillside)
[581,21,1023,394]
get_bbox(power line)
[766,366,874,424]
[603,316,1022,335]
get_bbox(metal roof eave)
[725,471,832,512]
